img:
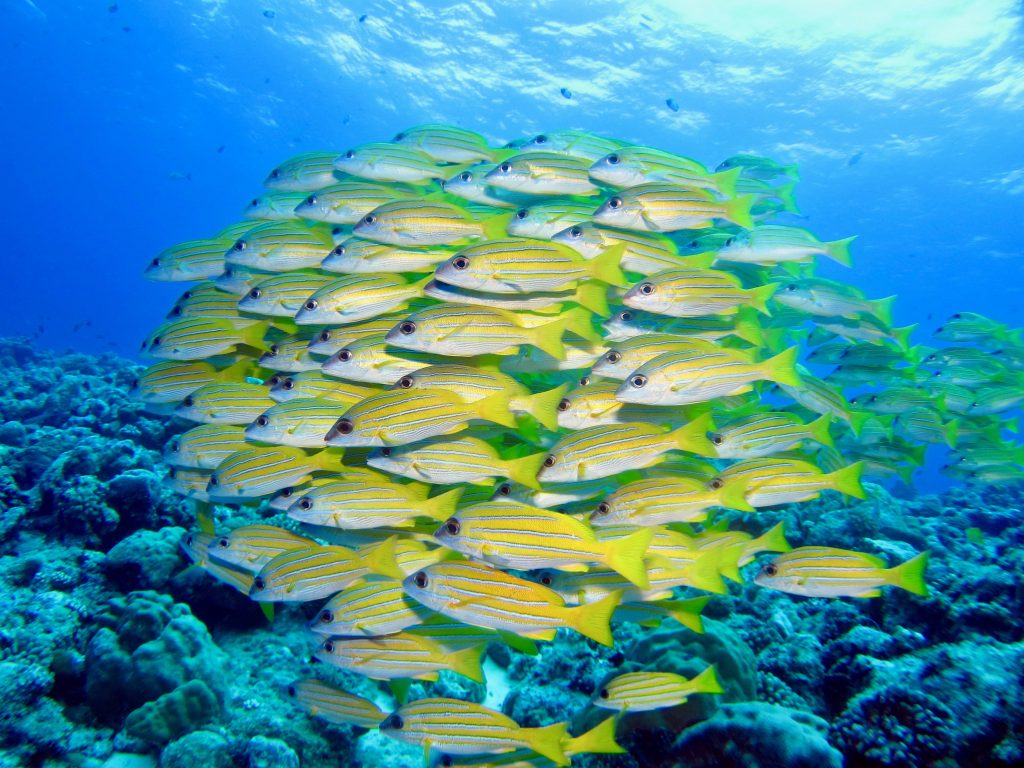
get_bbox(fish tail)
[690,664,725,695]
[871,295,897,328]
[710,166,741,198]
[568,590,621,647]
[944,418,959,449]
[361,535,405,579]
[891,323,917,353]
[195,501,215,534]
[754,521,792,554]
[260,602,275,622]
[524,383,569,432]
[522,722,570,766]
[776,180,800,214]
[732,306,766,347]
[829,461,866,499]
[669,412,715,457]
[481,212,514,240]
[846,409,870,438]
[807,413,835,448]
[825,235,856,267]
[686,548,729,595]
[219,358,256,382]
[717,543,746,583]
[503,452,548,490]
[239,320,271,352]
[746,283,778,316]
[449,643,486,683]
[724,195,755,229]
[573,281,611,317]
[784,164,801,180]
[530,316,568,360]
[565,716,625,757]
[418,487,464,522]
[603,527,654,588]
[715,480,754,512]
[683,251,718,270]
[590,243,628,287]
[762,346,802,388]
[473,391,518,429]
[654,596,710,634]
[561,306,602,344]
[888,551,929,596]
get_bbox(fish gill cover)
[124,123,1024,766]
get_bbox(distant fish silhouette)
[560,87,573,99]
[666,98,680,112]
[263,9,275,19]
[847,151,863,167]
[358,14,368,22]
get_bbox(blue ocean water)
[2,3,1024,767]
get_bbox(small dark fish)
[108,3,118,12]
[263,10,275,19]
[666,98,680,112]
[847,151,863,167]
[560,87,573,99]
[358,14,368,22]
[122,26,131,32]
[217,145,226,153]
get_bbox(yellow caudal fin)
[259,602,275,622]
[710,166,741,198]
[806,414,834,448]
[389,678,411,705]
[824,235,856,267]
[195,501,215,534]
[753,521,791,555]
[523,722,570,766]
[669,412,715,457]
[943,418,959,449]
[448,643,486,683]
[573,281,611,317]
[568,590,621,646]
[473,391,517,429]
[480,211,515,240]
[418,487,464,522]
[530,316,568,360]
[238,320,272,352]
[783,164,800,181]
[218,358,255,383]
[724,194,755,229]
[565,716,626,757]
[745,283,778,316]
[892,324,917,354]
[717,543,746,584]
[589,243,628,287]
[685,549,729,595]
[829,461,866,499]
[733,306,766,347]
[888,551,929,596]
[683,251,718,270]
[871,295,897,328]
[776,180,800,214]
[524,383,570,432]
[655,595,711,634]
[498,631,539,656]
[503,452,547,491]
[762,346,802,388]
[689,665,725,695]
[846,410,871,438]
[561,306,602,344]
[603,527,654,588]
[362,535,405,580]
[715,480,754,513]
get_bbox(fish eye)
[323,640,335,653]
[255,415,269,428]
[607,197,623,209]
[250,198,260,208]
[299,497,313,510]
[345,150,355,159]
[362,214,377,225]
[208,474,218,486]
[452,257,470,270]
[334,419,354,435]
[168,468,177,480]
[280,487,294,498]
[332,226,344,236]
[394,132,406,141]
[267,345,279,357]
[270,169,280,179]
[306,195,318,206]
[595,502,610,515]
[459,172,473,182]
[557,398,571,411]
[384,714,404,730]
[638,283,655,296]
[606,351,622,363]
[130,378,139,390]
[337,349,352,362]
[303,300,318,311]
[267,375,283,387]
[534,134,548,144]
[217,538,230,548]
[150,257,160,267]
[630,374,647,388]
[317,610,333,625]
[599,688,609,699]
[286,684,297,697]
[252,576,264,589]
[233,240,247,251]
[579,376,591,386]
[413,572,429,589]
[441,757,454,768]
[618,311,633,322]
[318,330,333,342]
[444,518,461,536]
[709,478,724,490]
[515,209,529,220]
[499,162,512,173]
[711,434,724,445]
[764,563,778,577]
[397,375,414,389]
[725,237,735,246]
[182,395,194,407]
[184,534,193,546]
[497,483,511,496]
[169,306,183,317]
[248,288,261,299]
[606,154,620,165]
[952,313,962,319]
[567,226,583,237]
[331,245,345,256]
[543,455,556,468]
[399,321,417,335]
[540,573,553,586]
[151,336,161,347]
[169,441,180,453]
[381,447,392,457]
[785,284,797,292]
[283,378,294,390]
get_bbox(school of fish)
[137,124,1024,766]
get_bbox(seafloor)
[2,337,1022,768]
